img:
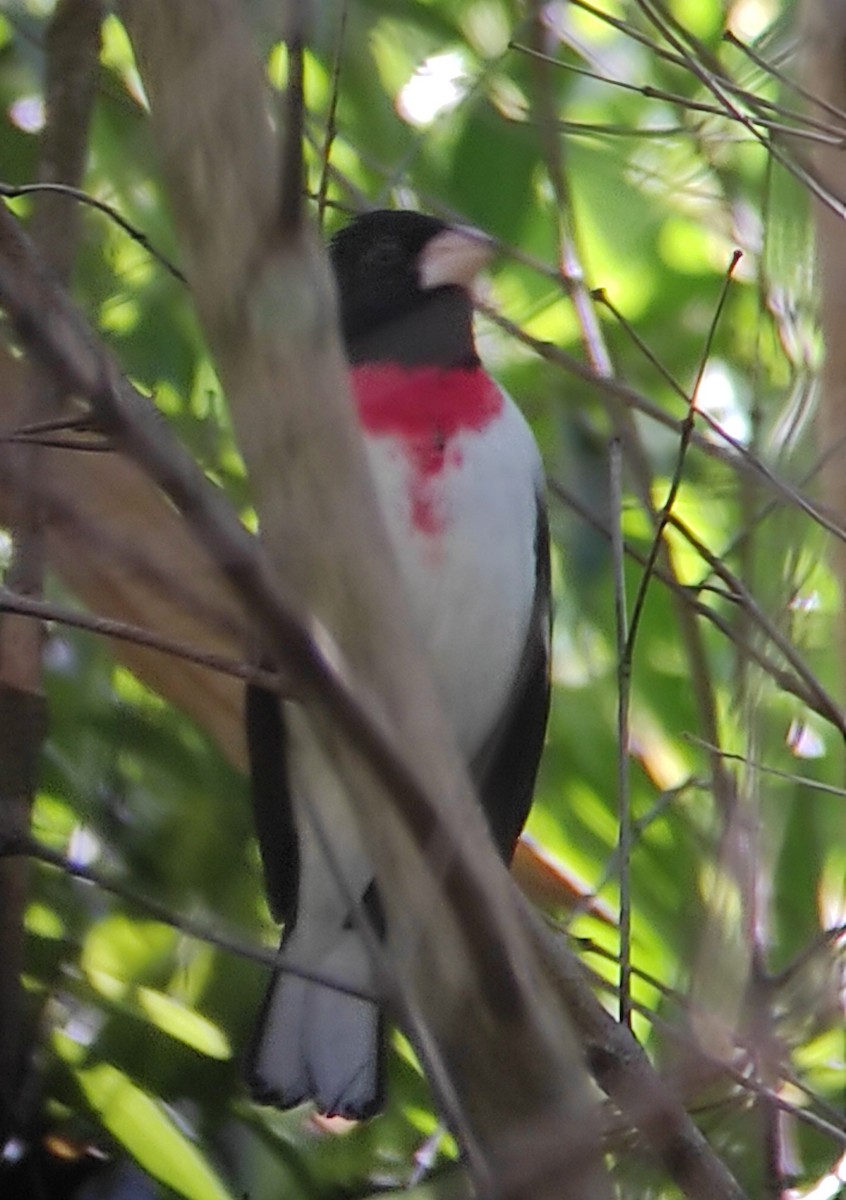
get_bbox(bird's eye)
[362,238,403,274]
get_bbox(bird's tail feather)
[247,929,383,1120]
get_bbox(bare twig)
[668,511,845,735]
[725,28,846,125]
[631,0,846,223]
[683,736,846,799]
[0,587,287,693]
[527,2,613,377]
[625,251,742,667]
[0,835,376,1000]
[609,438,632,1027]
[549,478,835,729]
[0,181,186,282]
[512,41,846,145]
[316,1,348,231]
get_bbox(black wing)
[245,683,299,925]
[471,495,551,862]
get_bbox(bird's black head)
[329,209,491,368]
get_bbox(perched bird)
[246,210,551,1119]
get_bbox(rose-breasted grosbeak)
[246,210,550,1119]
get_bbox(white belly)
[275,384,543,1002]
[364,388,542,757]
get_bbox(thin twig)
[0,434,110,451]
[771,922,846,992]
[631,0,846,223]
[668,510,846,734]
[565,779,705,930]
[0,181,186,282]
[1,412,93,437]
[511,43,846,146]
[0,586,288,693]
[0,835,376,1000]
[593,287,689,402]
[624,251,742,665]
[609,438,632,1028]
[316,1,348,231]
[695,408,846,546]
[477,299,844,556]
[548,478,834,723]
[683,736,846,799]
[527,2,613,377]
[724,29,846,126]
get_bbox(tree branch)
[0,0,102,1142]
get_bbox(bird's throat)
[352,363,503,537]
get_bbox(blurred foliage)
[2,0,845,1197]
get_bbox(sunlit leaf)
[136,987,231,1060]
[76,1063,235,1200]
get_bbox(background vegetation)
[1,0,844,1196]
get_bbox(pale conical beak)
[418,224,495,292]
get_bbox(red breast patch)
[352,364,502,535]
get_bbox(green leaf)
[136,987,231,1060]
[81,916,175,1000]
[75,1062,235,1200]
